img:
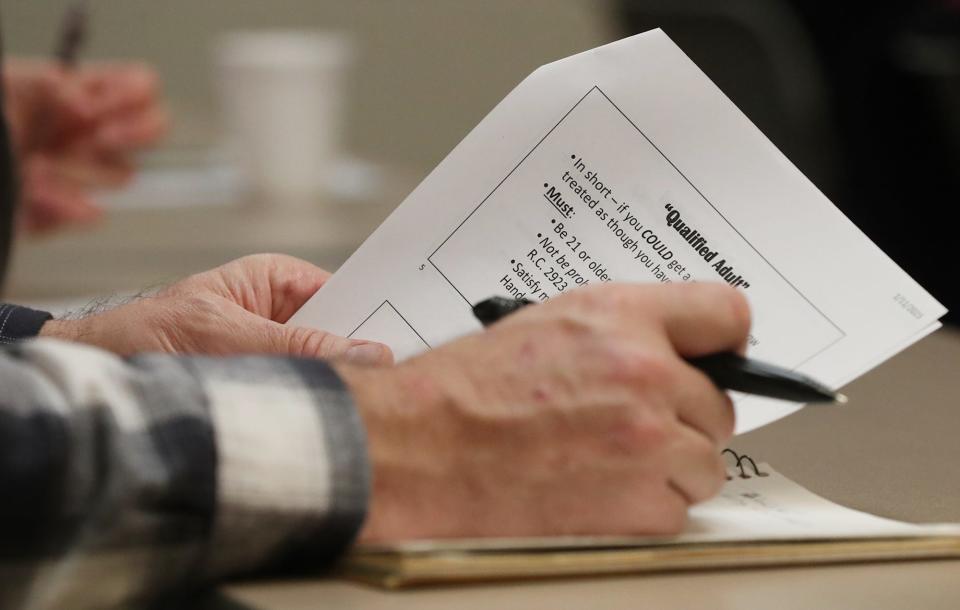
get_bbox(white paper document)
[290,29,946,433]
[682,464,960,543]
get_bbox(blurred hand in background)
[2,59,168,234]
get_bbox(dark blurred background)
[620,0,960,323]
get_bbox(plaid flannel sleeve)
[0,338,370,610]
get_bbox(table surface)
[215,326,960,609]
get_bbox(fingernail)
[345,343,386,365]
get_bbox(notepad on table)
[343,456,960,588]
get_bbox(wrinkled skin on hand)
[338,282,750,542]
[41,254,392,365]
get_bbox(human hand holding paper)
[40,254,392,363]
[289,29,945,434]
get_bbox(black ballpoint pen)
[55,0,89,70]
[472,296,846,404]
[32,1,89,152]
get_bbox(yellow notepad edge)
[342,536,960,589]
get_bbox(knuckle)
[620,412,671,454]
[633,350,676,388]
[569,283,609,307]
[605,347,677,394]
[286,327,334,357]
[547,311,597,342]
[568,283,632,313]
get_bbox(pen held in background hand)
[472,296,847,405]
[54,0,89,69]
[26,1,90,159]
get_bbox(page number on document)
[893,293,924,320]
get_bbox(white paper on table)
[289,29,946,434]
